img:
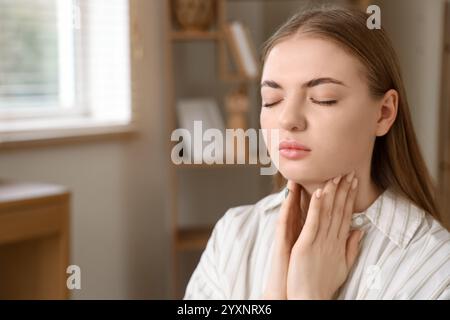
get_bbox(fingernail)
[333,175,342,184]
[346,170,355,183]
[284,187,290,199]
[315,188,322,198]
[351,178,358,189]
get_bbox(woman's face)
[260,35,380,185]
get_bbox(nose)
[278,97,307,131]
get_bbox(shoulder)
[421,214,450,262]
[223,190,283,225]
[412,210,450,255]
[212,190,284,243]
[403,212,450,298]
[404,198,450,266]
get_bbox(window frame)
[0,0,84,120]
[0,0,135,145]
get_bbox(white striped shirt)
[184,187,450,300]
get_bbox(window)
[0,0,132,141]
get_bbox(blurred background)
[0,0,449,299]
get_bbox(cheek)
[259,109,274,129]
[318,109,375,163]
[259,109,279,156]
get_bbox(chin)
[278,169,313,184]
[279,160,309,173]
[278,162,327,184]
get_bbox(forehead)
[262,35,365,85]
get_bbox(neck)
[297,167,383,215]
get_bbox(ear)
[375,89,398,137]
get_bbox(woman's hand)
[286,171,364,300]
[262,180,306,299]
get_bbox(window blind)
[0,0,131,123]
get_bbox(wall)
[0,0,169,299]
[379,0,445,182]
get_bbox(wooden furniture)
[0,181,70,299]
[439,2,450,229]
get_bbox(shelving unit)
[170,31,220,41]
[164,0,268,298]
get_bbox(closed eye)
[310,98,337,106]
[262,101,281,108]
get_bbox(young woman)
[184,6,450,300]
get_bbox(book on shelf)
[176,97,226,163]
[224,20,259,79]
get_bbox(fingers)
[277,180,303,250]
[338,175,359,240]
[293,170,359,246]
[345,229,365,268]
[316,176,340,239]
[328,171,356,239]
[286,180,301,206]
[296,187,322,245]
[265,180,302,299]
[278,180,300,226]
[299,188,310,226]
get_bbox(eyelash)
[262,101,279,108]
[310,98,337,106]
[261,98,338,108]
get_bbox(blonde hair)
[261,6,442,222]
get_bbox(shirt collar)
[262,187,286,213]
[358,187,425,249]
[263,186,425,249]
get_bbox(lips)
[278,140,311,151]
[278,140,311,160]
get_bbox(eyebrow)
[260,77,347,89]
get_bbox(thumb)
[345,229,364,268]
[279,181,300,221]
[299,186,310,226]
[286,180,301,204]
[265,181,300,299]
